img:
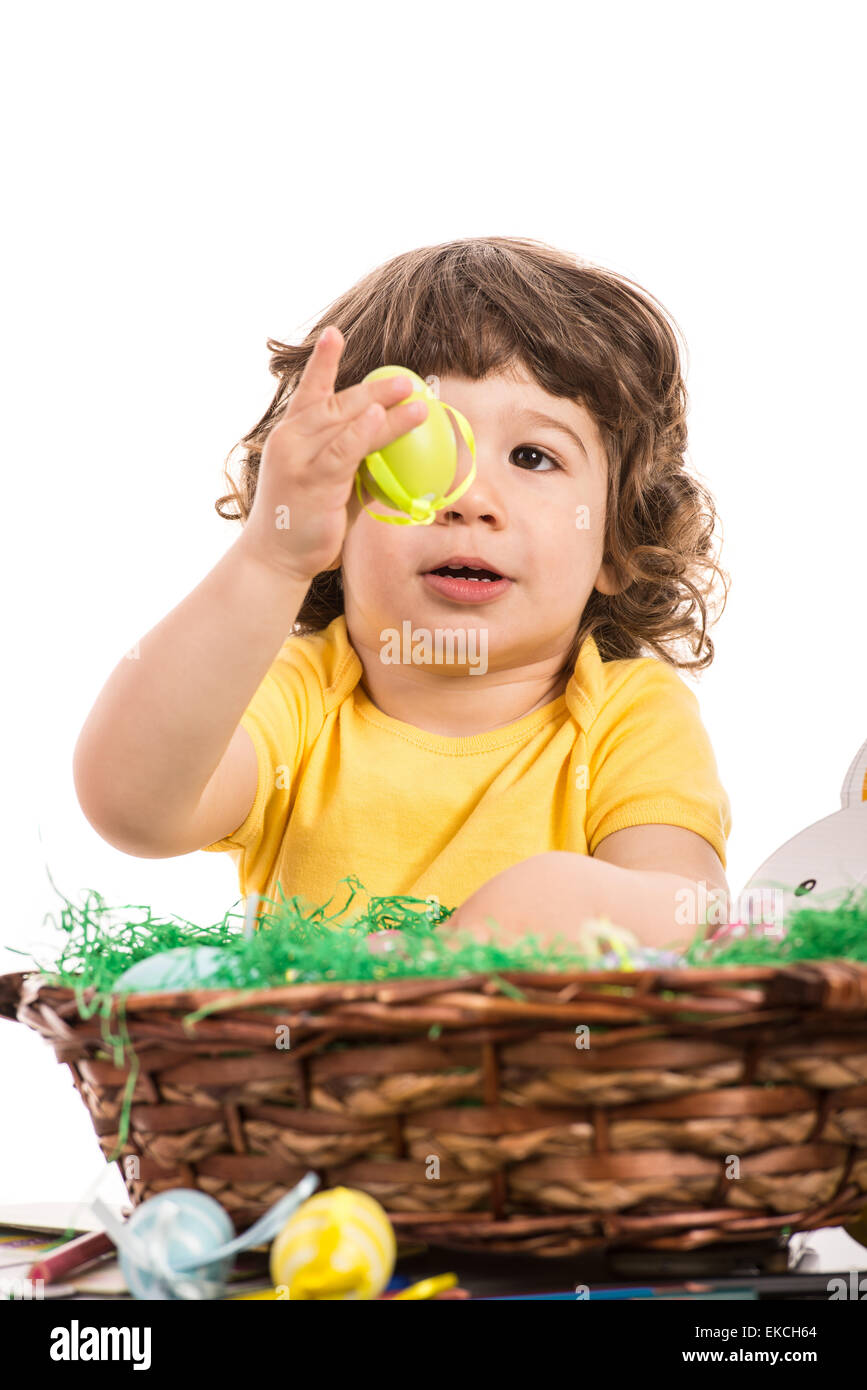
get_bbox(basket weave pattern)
[5,960,867,1257]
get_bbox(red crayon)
[28,1229,115,1284]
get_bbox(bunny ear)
[840,737,867,808]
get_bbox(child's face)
[340,363,618,674]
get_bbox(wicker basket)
[4,960,867,1258]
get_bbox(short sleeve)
[200,639,325,859]
[585,660,732,869]
[199,705,285,855]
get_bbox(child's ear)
[593,557,623,596]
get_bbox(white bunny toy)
[724,737,867,941]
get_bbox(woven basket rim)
[4,957,867,992]
[0,959,816,997]
[6,957,867,1023]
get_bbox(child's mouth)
[422,565,513,603]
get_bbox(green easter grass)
[14,873,867,996]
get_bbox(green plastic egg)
[112,946,241,993]
[355,365,476,526]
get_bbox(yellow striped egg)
[269,1186,396,1300]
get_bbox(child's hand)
[237,326,428,582]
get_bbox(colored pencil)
[27,1229,114,1284]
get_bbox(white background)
[2,0,865,1271]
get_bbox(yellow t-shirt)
[202,615,731,915]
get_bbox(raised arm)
[73,324,427,857]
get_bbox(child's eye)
[511,444,562,473]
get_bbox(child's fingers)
[283,325,423,439]
[285,324,344,415]
[317,398,427,478]
[289,369,419,442]
[282,323,412,421]
[265,323,429,483]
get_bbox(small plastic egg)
[359,367,455,507]
[356,366,476,524]
[269,1186,396,1300]
[112,945,240,993]
[118,1190,235,1300]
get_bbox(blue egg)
[119,1190,236,1300]
[112,945,240,993]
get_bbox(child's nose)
[436,456,506,525]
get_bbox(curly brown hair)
[215,235,729,674]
